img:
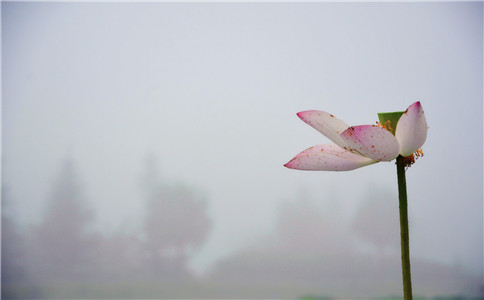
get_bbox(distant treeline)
[2,158,481,299]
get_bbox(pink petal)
[339,125,400,161]
[284,144,378,171]
[395,101,428,157]
[297,110,350,149]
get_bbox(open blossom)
[284,101,427,171]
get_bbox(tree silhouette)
[29,158,95,282]
[1,187,38,298]
[141,155,211,277]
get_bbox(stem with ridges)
[396,155,413,300]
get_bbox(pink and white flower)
[284,102,427,171]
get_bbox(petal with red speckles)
[339,125,400,161]
[296,110,350,148]
[284,144,377,171]
[395,101,428,157]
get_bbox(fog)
[2,2,483,298]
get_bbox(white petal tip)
[396,102,428,156]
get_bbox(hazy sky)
[2,2,482,274]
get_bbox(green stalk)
[396,155,413,300]
[378,110,414,299]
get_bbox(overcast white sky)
[2,2,482,274]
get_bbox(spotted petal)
[297,110,350,148]
[395,101,428,157]
[284,144,377,171]
[340,125,400,161]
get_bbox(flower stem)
[396,155,413,300]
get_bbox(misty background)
[2,2,483,299]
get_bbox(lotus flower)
[284,101,427,171]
